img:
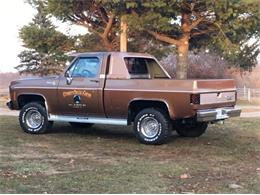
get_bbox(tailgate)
[195,79,236,91]
[200,91,236,105]
[192,79,237,106]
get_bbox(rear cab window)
[124,57,169,79]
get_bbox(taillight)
[190,94,200,104]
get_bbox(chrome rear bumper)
[197,107,241,122]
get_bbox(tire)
[19,102,51,134]
[47,121,54,129]
[134,108,171,145]
[69,122,94,129]
[175,122,208,137]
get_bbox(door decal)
[63,90,92,98]
[73,95,81,104]
[63,90,90,109]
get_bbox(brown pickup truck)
[7,52,241,144]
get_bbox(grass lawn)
[0,116,259,193]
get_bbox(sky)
[0,0,87,73]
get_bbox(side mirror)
[65,71,73,85]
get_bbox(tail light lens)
[190,94,200,104]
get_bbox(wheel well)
[128,100,169,124]
[17,94,46,109]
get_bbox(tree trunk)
[176,12,190,79]
[176,36,189,79]
[120,16,127,52]
[102,37,114,51]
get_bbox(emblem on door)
[73,95,81,104]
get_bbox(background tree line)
[16,0,260,79]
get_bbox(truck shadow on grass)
[47,121,254,149]
[49,123,136,140]
[48,122,193,143]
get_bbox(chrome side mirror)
[65,71,73,85]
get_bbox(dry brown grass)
[0,116,259,193]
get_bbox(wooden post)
[248,88,251,102]
[243,85,246,99]
[120,16,127,52]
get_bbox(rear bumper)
[197,107,241,122]
[6,101,14,110]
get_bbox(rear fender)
[127,98,175,123]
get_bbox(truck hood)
[10,76,59,88]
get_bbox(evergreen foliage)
[16,1,74,76]
[17,0,259,77]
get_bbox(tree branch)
[102,13,114,38]
[190,16,205,30]
[79,22,103,37]
[146,30,179,45]
[191,29,211,36]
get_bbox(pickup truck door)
[56,56,104,117]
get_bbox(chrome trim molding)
[48,115,128,126]
[104,88,237,94]
[197,107,241,122]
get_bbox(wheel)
[134,108,171,145]
[69,122,94,129]
[175,121,208,137]
[19,102,52,134]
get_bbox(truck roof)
[67,51,166,79]
[68,52,154,58]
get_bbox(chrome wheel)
[25,110,43,129]
[140,116,160,138]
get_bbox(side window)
[146,59,168,79]
[124,57,169,79]
[124,58,148,75]
[68,57,100,78]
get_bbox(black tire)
[19,102,51,134]
[134,108,171,145]
[47,121,54,129]
[69,122,94,129]
[175,122,208,137]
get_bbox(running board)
[48,115,128,126]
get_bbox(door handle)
[90,79,99,83]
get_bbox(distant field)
[237,98,260,106]
[0,116,259,193]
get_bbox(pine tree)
[125,0,260,78]
[16,2,74,76]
